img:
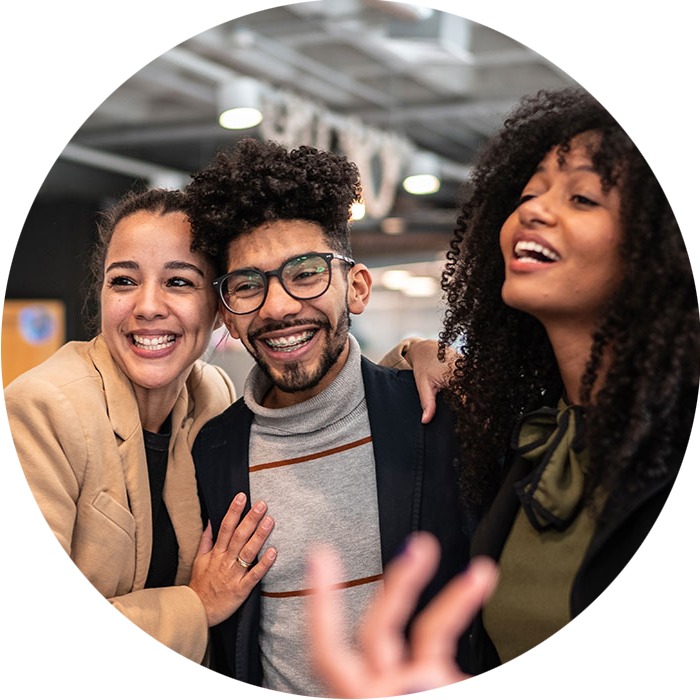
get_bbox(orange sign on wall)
[1,300,65,387]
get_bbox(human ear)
[347,264,372,314]
[219,302,241,340]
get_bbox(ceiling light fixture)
[652,46,700,102]
[350,201,366,221]
[381,269,411,290]
[402,276,439,297]
[218,77,263,130]
[402,152,441,195]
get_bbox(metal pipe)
[0,127,190,186]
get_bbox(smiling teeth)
[132,334,176,351]
[264,330,315,352]
[514,240,561,263]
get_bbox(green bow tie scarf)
[513,401,588,532]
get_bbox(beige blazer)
[4,335,236,662]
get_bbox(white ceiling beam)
[12,0,408,107]
[352,98,514,125]
[231,29,400,108]
[472,3,571,83]
[76,122,227,148]
[19,0,394,106]
[0,127,190,185]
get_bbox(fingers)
[236,514,275,567]
[411,556,499,662]
[213,492,247,552]
[228,499,270,558]
[357,532,441,672]
[237,547,278,593]
[307,545,366,697]
[214,494,270,559]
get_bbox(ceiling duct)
[388,0,470,60]
[365,0,435,22]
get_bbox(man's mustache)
[248,318,331,343]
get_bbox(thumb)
[418,385,437,424]
[197,521,214,557]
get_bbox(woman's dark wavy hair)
[84,187,197,336]
[186,139,361,269]
[440,87,699,510]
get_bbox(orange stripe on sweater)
[249,435,373,472]
[261,572,384,598]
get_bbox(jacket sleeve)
[377,337,422,370]
[2,379,207,691]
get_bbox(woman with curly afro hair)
[434,89,700,697]
[307,88,699,695]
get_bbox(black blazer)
[470,452,700,698]
[193,356,470,684]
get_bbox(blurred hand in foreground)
[307,532,498,698]
[203,533,536,698]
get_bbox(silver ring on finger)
[236,555,253,569]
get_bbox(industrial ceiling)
[39,0,577,262]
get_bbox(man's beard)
[246,307,351,394]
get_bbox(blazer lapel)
[90,335,153,589]
[164,384,205,584]
[361,358,423,567]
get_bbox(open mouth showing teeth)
[514,240,561,263]
[263,330,317,352]
[132,334,176,351]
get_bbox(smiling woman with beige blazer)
[4,188,278,663]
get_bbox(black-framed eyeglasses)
[213,251,355,315]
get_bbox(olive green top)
[482,400,597,663]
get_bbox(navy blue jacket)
[470,452,700,698]
[193,356,470,684]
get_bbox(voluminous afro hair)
[440,87,699,512]
[186,139,361,270]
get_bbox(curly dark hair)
[84,187,197,336]
[440,87,699,510]
[186,139,362,270]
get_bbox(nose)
[133,281,168,320]
[257,276,303,321]
[518,192,557,227]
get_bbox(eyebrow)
[534,163,597,174]
[105,260,205,277]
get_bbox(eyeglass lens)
[221,254,331,313]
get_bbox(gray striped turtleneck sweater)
[244,334,383,696]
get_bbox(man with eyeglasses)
[186,139,469,695]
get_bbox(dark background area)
[2,199,113,340]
